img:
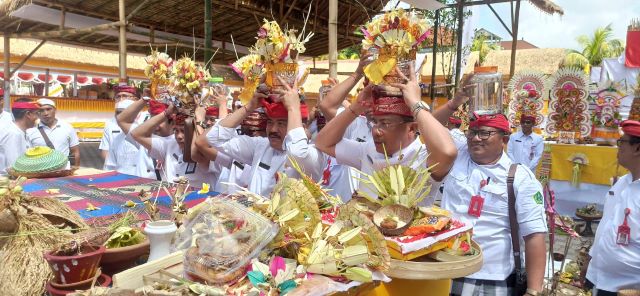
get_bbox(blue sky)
[475,0,640,50]
[387,0,640,51]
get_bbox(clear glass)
[468,71,503,116]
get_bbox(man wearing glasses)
[434,83,547,296]
[507,114,544,173]
[582,120,640,295]
[315,66,458,202]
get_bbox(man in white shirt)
[0,99,39,175]
[131,104,221,188]
[507,114,544,173]
[583,120,640,295]
[206,83,320,196]
[26,99,80,168]
[434,85,547,296]
[0,89,14,125]
[315,66,457,201]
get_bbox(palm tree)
[563,24,625,69]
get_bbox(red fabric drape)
[77,76,89,84]
[625,31,640,68]
[17,72,35,81]
[91,77,105,84]
[56,75,73,84]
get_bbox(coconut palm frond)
[562,52,589,69]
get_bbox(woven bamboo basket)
[7,168,75,179]
[385,240,483,280]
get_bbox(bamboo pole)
[509,0,521,78]
[204,0,212,72]
[430,9,441,109]
[45,68,50,96]
[454,0,465,88]
[118,0,127,83]
[328,0,338,79]
[73,72,78,97]
[3,35,10,111]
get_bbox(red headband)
[621,120,640,137]
[172,113,188,125]
[520,114,536,123]
[12,101,40,110]
[448,116,462,125]
[115,85,137,95]
[469,113,510,133]
[260,99,309,119]
[206,106,219,117]
[373,96,412,117]
[148,100,168,115]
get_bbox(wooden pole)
[3,35,10,111]
[204,0,212,72]
[430,9,440,108]
[509,0,521,78]
[118,0,127,83]
[45,68,50,96]
[73,72,78,97]
[454,0,465,88]
[328,0,338,79]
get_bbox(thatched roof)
[480,48,566,75]
[528,0,564,16]
[0,0,391,62]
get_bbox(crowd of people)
[0,56,637,296]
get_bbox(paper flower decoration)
[231,54,265,104]
[144,50,173,99]
[247,256,303,295]
[251,20,313,64]
[361,9,430,84]
[197,183,210,194]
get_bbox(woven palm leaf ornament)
[507,71,546,128]
[545,68,591,140]
[567,153,589,188]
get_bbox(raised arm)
[391,65,457,181]
[315,85,373,157]
[116,99,146,135]
[319,54,371,120]
[432,74,474,125]
[218,92,265,129]
[131,104,173,151]
[190,105,215,163]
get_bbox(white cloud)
[476,0,640,50]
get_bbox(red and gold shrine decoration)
[590,81,624,145]
[545,68,591,141]
[508,71,546,128]
[625,19,640,68]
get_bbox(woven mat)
[22,171,216,225]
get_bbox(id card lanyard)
[468,177,490,217]
[617,208,631,246]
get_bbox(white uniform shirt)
[336,107,372,195]
[321,155,354,202]
[507,130,544,173]
[26,120,79,157]
[103,131,141,174]
[99,118,121,154]
[207,124,318,196]
[335,137,432,204]
[0,110,13,126]
[450,128,467,150]
[149,135,223,188]
[441,140,547,281]
[587,173,640,292]
[0,122,30,175]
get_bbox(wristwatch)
[196,121,208,129]
[411,101,430,118]
[525,288,540,296]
